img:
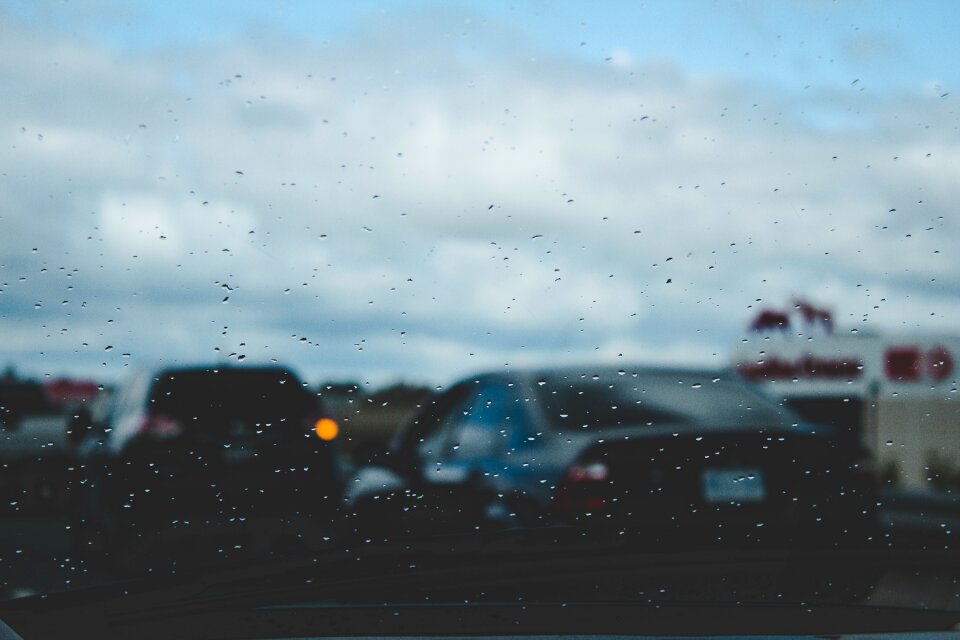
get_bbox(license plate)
[701,468,766,504]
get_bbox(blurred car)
[0,379,57,430]
[0,380,73,512]
[71,364,343,566]
[342,366,879,546]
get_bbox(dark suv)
[72,365,342,565]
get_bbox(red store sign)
[884,345,954,382]
[738,355,863,382]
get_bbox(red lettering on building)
[748,300,834,335]
[749,309,791,333]
[793,299,834,333]
[926,345,954,382]
[737,355,862,381]
[884,346,921,382]
[883,346,955,383]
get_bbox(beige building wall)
[875,398,960,488]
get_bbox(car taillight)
[311,417,339,441]
[554,460,611,514]
[566,461,610,483]
[136,413,184,440]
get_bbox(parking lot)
[0,487,956,599]
[0,515,102,599]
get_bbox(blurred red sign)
[737,355,862,381]
[884,345,954,383]
[42,379,100,405]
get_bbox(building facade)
[734,331,960,489]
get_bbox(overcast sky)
[2,1,959,387]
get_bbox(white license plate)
[701,468,766,504]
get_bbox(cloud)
[839,33,903,66]
[1,7,958,386]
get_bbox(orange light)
[314,418,339,441]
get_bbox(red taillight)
[137,413,184,440]
[554,460,612,514]
[566,462,610,483]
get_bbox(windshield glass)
[533,371,792,429]
[2,1,960,636]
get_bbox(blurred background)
[2,0,960,597]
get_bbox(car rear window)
[147,368,314,423]
[534,373,792,430]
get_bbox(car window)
[445,382,527,460]
[534,372,791,430]
[148,368,313,422]
[417,387,476,463]
[394,383,472,461]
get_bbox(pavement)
[1,488,957,600]
[0,515,107,599]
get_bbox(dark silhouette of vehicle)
[342,366,878,546]
[71,365,343,567]
[0,379,57,431]
[0,380,75,512]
